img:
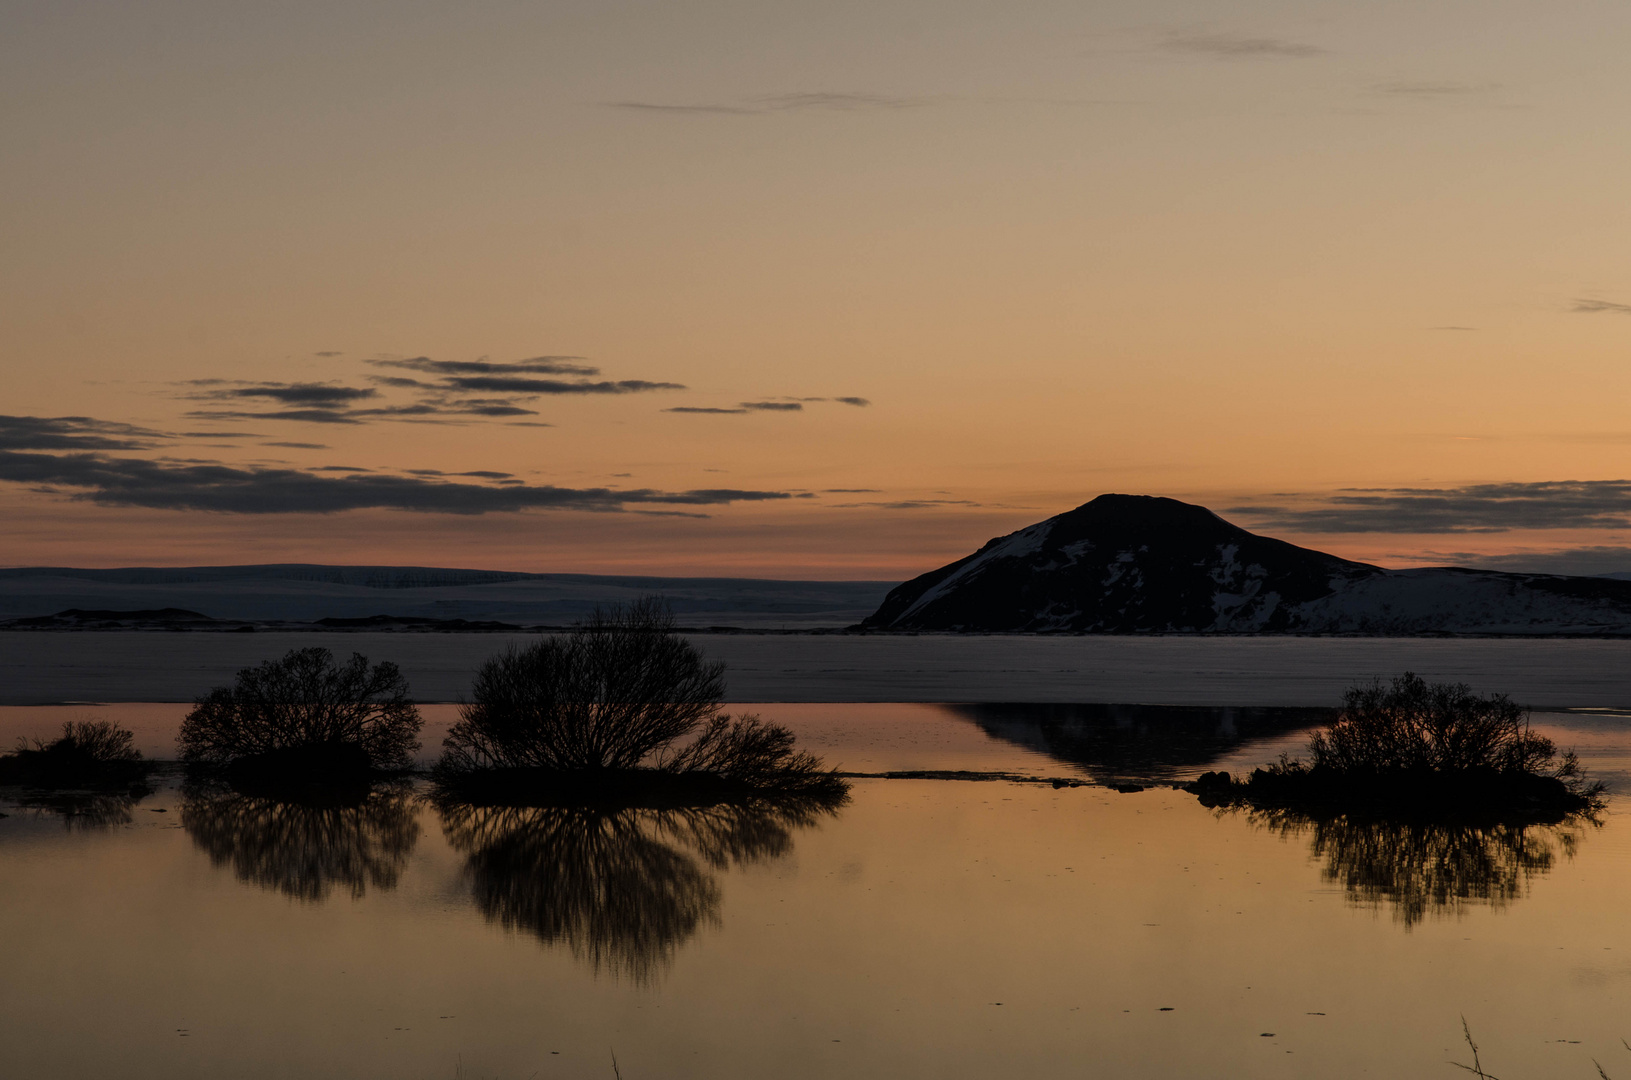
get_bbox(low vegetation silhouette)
[436,599,846,803]
[1189,673,1602,821]
[181,786,420,902]
[179,647,421,791]
[437,790,846,982]
[0,719,151,791]
[1246,808,1593,926]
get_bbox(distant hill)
[858,494,1631,635]
[0,565,892,631]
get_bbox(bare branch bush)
[179,647,421,771]
[1312,673,1581,782]
[438,599,845,795]
[0,719,148,789]
[440,599,725,772]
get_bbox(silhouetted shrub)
[179,648,421,781]
[441,599,724,773]
[438,599,846,800]
[1311,673,1569,776]
[1187,673,1602,820]
[0,719,150,790]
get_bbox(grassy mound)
[1186,674,1604,823]
[0,720,151,791]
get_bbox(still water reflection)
[949,702,1332,784]
[2,702,1630,1079]
[1243,809,1596,926]
[181,788,421,902]
[440,794,845,983]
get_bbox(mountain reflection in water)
[1248,810,1596,926]
[948,703,1330,784]
[438,794,845,983]
[181,789,420,902]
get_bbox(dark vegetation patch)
[0,720,152,791]
[434,598,847,805]
[1186,673,1603,824]
[179,646,422,791]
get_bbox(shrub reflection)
[438,794,845,983]
[1247,809,1596,926]
[182,788,420,902]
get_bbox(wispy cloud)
[1230,480,1631,534]
[666,407,748,415]
[609,91,923,115]
[185,381,380,406]
[1162,32,1326,58]
[1572,298,1631,315]
[371,356,601,378]
[741,401,803,412]
[829,497,980,510]
[835,396,871,407]
[1373,80,1497,96]
[170,354,688,426]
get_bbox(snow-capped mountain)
[858,494,1631,634]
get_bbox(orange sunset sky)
[6,0,1631,579]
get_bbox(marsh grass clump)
[435,599,847,803]
[179,647,421,791]
[0,720,151,790]
[1189,673,1603,822]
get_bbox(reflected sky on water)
[3,702,1631,1079]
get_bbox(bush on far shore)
[0,720,151,790]
[179,647,421,784]
[1310,672,1570,777]
[1188,673,1603,821]
[436,598,847,802]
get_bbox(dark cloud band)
[0,449,794,516]
[1230,480,1631,534]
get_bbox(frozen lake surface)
[8,631,1631,707]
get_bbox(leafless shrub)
[179,647,421,771]
[440,599,724,773]
[1312,672,1577,779]
[0,719,148,789]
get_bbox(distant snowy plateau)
[0,566,891,631]
[860,494,1631,636]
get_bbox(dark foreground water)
[4,703,1631,1079]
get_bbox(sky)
[5,0,1631,578]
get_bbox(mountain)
[858,494,1631,635]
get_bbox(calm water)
[4,703,1631,1079]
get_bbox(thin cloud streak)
[1573,298,1631,315]
[1231,480,1631,534]
[1162,33,1326,58]
[609,91,923,115]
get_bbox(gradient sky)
[6,0,1631,577]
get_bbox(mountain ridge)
[858,494,1631,635]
